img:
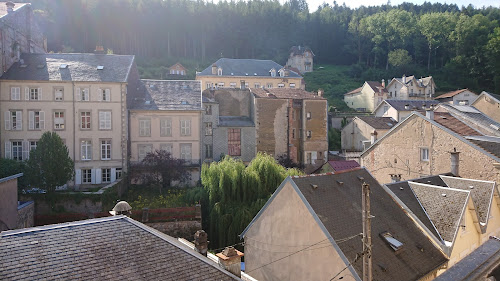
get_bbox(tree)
[25,132,74,193]
[418,12,456,70]
[388,49,412,67]
[130,150,191,193]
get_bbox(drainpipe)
[72,82,76,175]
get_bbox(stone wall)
[213,89,252,117]
[17,201,34,229]
[146,220,202,240]
[19,195,103,215]
[255,98,288,156]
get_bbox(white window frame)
[99,88,111,102]
[205,144,213,159]
[217,68,223,76]
[101,139,111,160]
[101,168,111,183]
[160,143,173,154]
[99,111,112,130]
[11,141,23,161]
[82,169,92,184]
[254,83,260,88]
[11,87,20,100]
[28,110,45,130]
[160,118,172,137]
[205,122,212,136]
[138,144,153,161]
[29,140,38,151]
[29,88,40,100]
[230,82,236,88]
[54,88,64,101]
[5,111,22,131]
[217,82,225,88]
[80,111,91,130]
[306,112,312,119]
[180,143,192,160]
[54,111,65,130]
[81,88,90,101]
[180,119,191,136]
[139,119,151,137]
[267,83,273,89]
[421,148,429,162]
[81,140,92,160]
[278,83,285,88]
[289,83,295,89]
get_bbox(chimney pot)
[216,246,244,277]
[6,2,14,13]
[402,75,406,84]
[451,151,460,176]
[193,230,209,257]
[381,79,385,88]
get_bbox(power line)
[329,250,367,281]
[210,241,245,253]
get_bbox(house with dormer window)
[385,75,436,100]
[196,58,304,91]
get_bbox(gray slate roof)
[358,116,396,130]
[129,80,202,111]
[466,136,500,159]
[198,58,302,78]
[1,53,135,82]
[0,216,240,281]
[384,99,440,111]
[219,116,254,127]
[289,168,448,280]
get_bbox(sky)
[305,0,500,11]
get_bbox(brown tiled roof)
[366,81,388,93]
[433,112,481,136]
[345,86,362,95]
[0,216,239,280]
[327,160,360,171]
[251,88,324,100]
[358,116,396,130]
[435,89,474,99]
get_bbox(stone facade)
[0,173,21,230]
[472,92,500,124]
[286,46,314,74]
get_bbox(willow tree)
[201,153,302,249]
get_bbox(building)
[0,53,139,187]
[373,99,440,122]
[434,89,478,105]
[129,80,203,184]
[344,81,388,112]
[240,168,448,281]
[316,160,360,174]
[434,103,500,137]
[286,46,314,74]
[202,89,255,163]
[0,215,241,280]
[360,112,500,184]
[385,75,436,100]
[0,173,33,231]
[341,116,396,160]
[0,2,46,73]
[251,88,327,172]
[472,91,500,124]
[196,58,304,91]
[386,175,500,272]
[168,62,187,76]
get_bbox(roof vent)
[145,100,151,105]
[254,73,257,76]
[181,100,188,105]
[149,84,155,89]
[399,187,404,190]
[97,65,104,70]
[311,184,318,190]
[404,104,410,110]
[245,73,249,76]
[442,193,447,197]
[469,185,474,189]
[231,73,234,76]
[60,64,68,69]
[19,64,27,68]
[109,201,132,216]
[357,176,364,181]
[337,181,344,185]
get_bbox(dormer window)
[279,69,285,77]
[217,68,223,76]
[270,69,276,77]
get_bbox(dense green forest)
[25,0,500,94]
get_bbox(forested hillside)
[26,0,500,93]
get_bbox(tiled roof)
[219,116,254,127]
[169,62,186,71]
[290,169,448,280]
[0,2,27,18]
[432,112,481,136]
[289,46,314,56]
[384,99,440,111]
[466,136,500,159]
[129,80,202,111]
[435,89,473,99]
[198,58,302,78]
[366,81,388,93]
[1,53,135,82]
[409,182,469,243]
[437,104,500,137]
[0,216,239,280]
[251,88,324,100]
[344,86,362,95]
[327,160,360,172]
[358,116,396,130]
[392,76,433,87]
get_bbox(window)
[99,88,111,101]
[206,83,213,89]
[82,169,92,184]
[254,83,261,88]
[99,111,111,130]
[205,105,212,115]
[278,83,285,88]
[270,69,276,77]
[180,143,192,160]
[217,68,222,76]
[54,111,65,130]
[217,82,225,88]
[80,111,91,130]
[78,88,90,101]
[419,89,422,95]
[230,82,236,88]
[205,144,213,159]
[101,140,111,160]
[139,119,151,137]
[228,129,241,156]
[205,122,213,136]
[307,131,312,138]
[305,65,310,71]
[160,118,172,137]
[458,100,469,105]
[12,141,23,161]
[306,112,312,119]
[292,128,296,139]
[180,119,191,136]
[421,148,429,161]
[54,88,63,101]
[394,90,397,98]
[102,168,111,183]
[30,141,38,151]
[11,87,20,100]
[138,144,153,161]
[267,83,273,89]
[5,111,22,131]
[292,110,296,121]
[383,105,389,115]
[28,111,44,130]
[81,140,92,160]
[410,88,414,94]
[29,88,40,100]
[290,83,295,89]
[116,168,122,179]
[306,152,312,164]
[160,143,173,154]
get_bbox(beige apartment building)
[129,80,203,184]
[196,58,304,91]
[0,53,139,187]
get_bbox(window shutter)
[11,87,15,100]
[99,111,104,129]
[25,87,29,100]
[22,141,29,160]
[4,141,12,159]
[95,169,102,184]
[91,169,96,184]
[111,168,116,182]
[97,88,102,101]
[76,88,81,101]
[16,111,22,130]
[75,169,82,185]
[39,111,45,129]
[4,111,11,130]
[29,111,34,130]
[105,89,110,101]
[38,88,42,100]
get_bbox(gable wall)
[472,95,500,123]
[344,83,375,112]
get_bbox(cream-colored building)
[1,53,138,187]
[472,91,500,124]
[286,46,314,74]
[129,80,202,184]
[373,99,440,122]
[434,89,478,105]
[344,81,387,112]
[385,75,436,100]
[196,58,304,91]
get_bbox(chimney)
[211,64,217,75]
[402,75,406,84]
[426,110,434,120]
[390,174,402,183]
[381,79,385,88]
[405,104,410,110]
[318,89,324,97]
[216,246,244,277]
[451,150,460,176]
[193,230,209,257]
[370,131,378,144]
[109,201,132,216]
[94,45,105,54]
[6,2,14,13]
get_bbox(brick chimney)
[450,149,460,176]
[6,2,15,13]
[193,230,209,257]
[216,246,244,277]
[402,75,406,84]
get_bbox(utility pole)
[362,182,373,281]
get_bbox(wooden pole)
[362,182,372,281]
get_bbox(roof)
[465,136,500,159]
[357,116,396,130]
[1,53,135,82]
[436,103,500,137]
[244,168,448,280]
[251,88,324,100]
[198,58,302,78]
[366,81,388,93]
[390,76,434,88]
[289,46,314,56]
[433,112,482,136]
[434,237,500,281]
[344,86,362,95]
[383,99,440,112]
[327,160,360,172]
[0,2,27,18]
[474,91,500,105]
[129,80,202,111]
[169,62,186,70]
[435,89,476,99]
[219,116,254,127]
[0,216,240,280]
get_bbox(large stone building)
[0,53,139,187]
[286,46,314,74]
[196,58,304,91]
[129,80,203,184]
[472,91,500,124]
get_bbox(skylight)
[181,100,188,105]
[381,232,403,251]
[60,64,68,69]
[97,65,104,70]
